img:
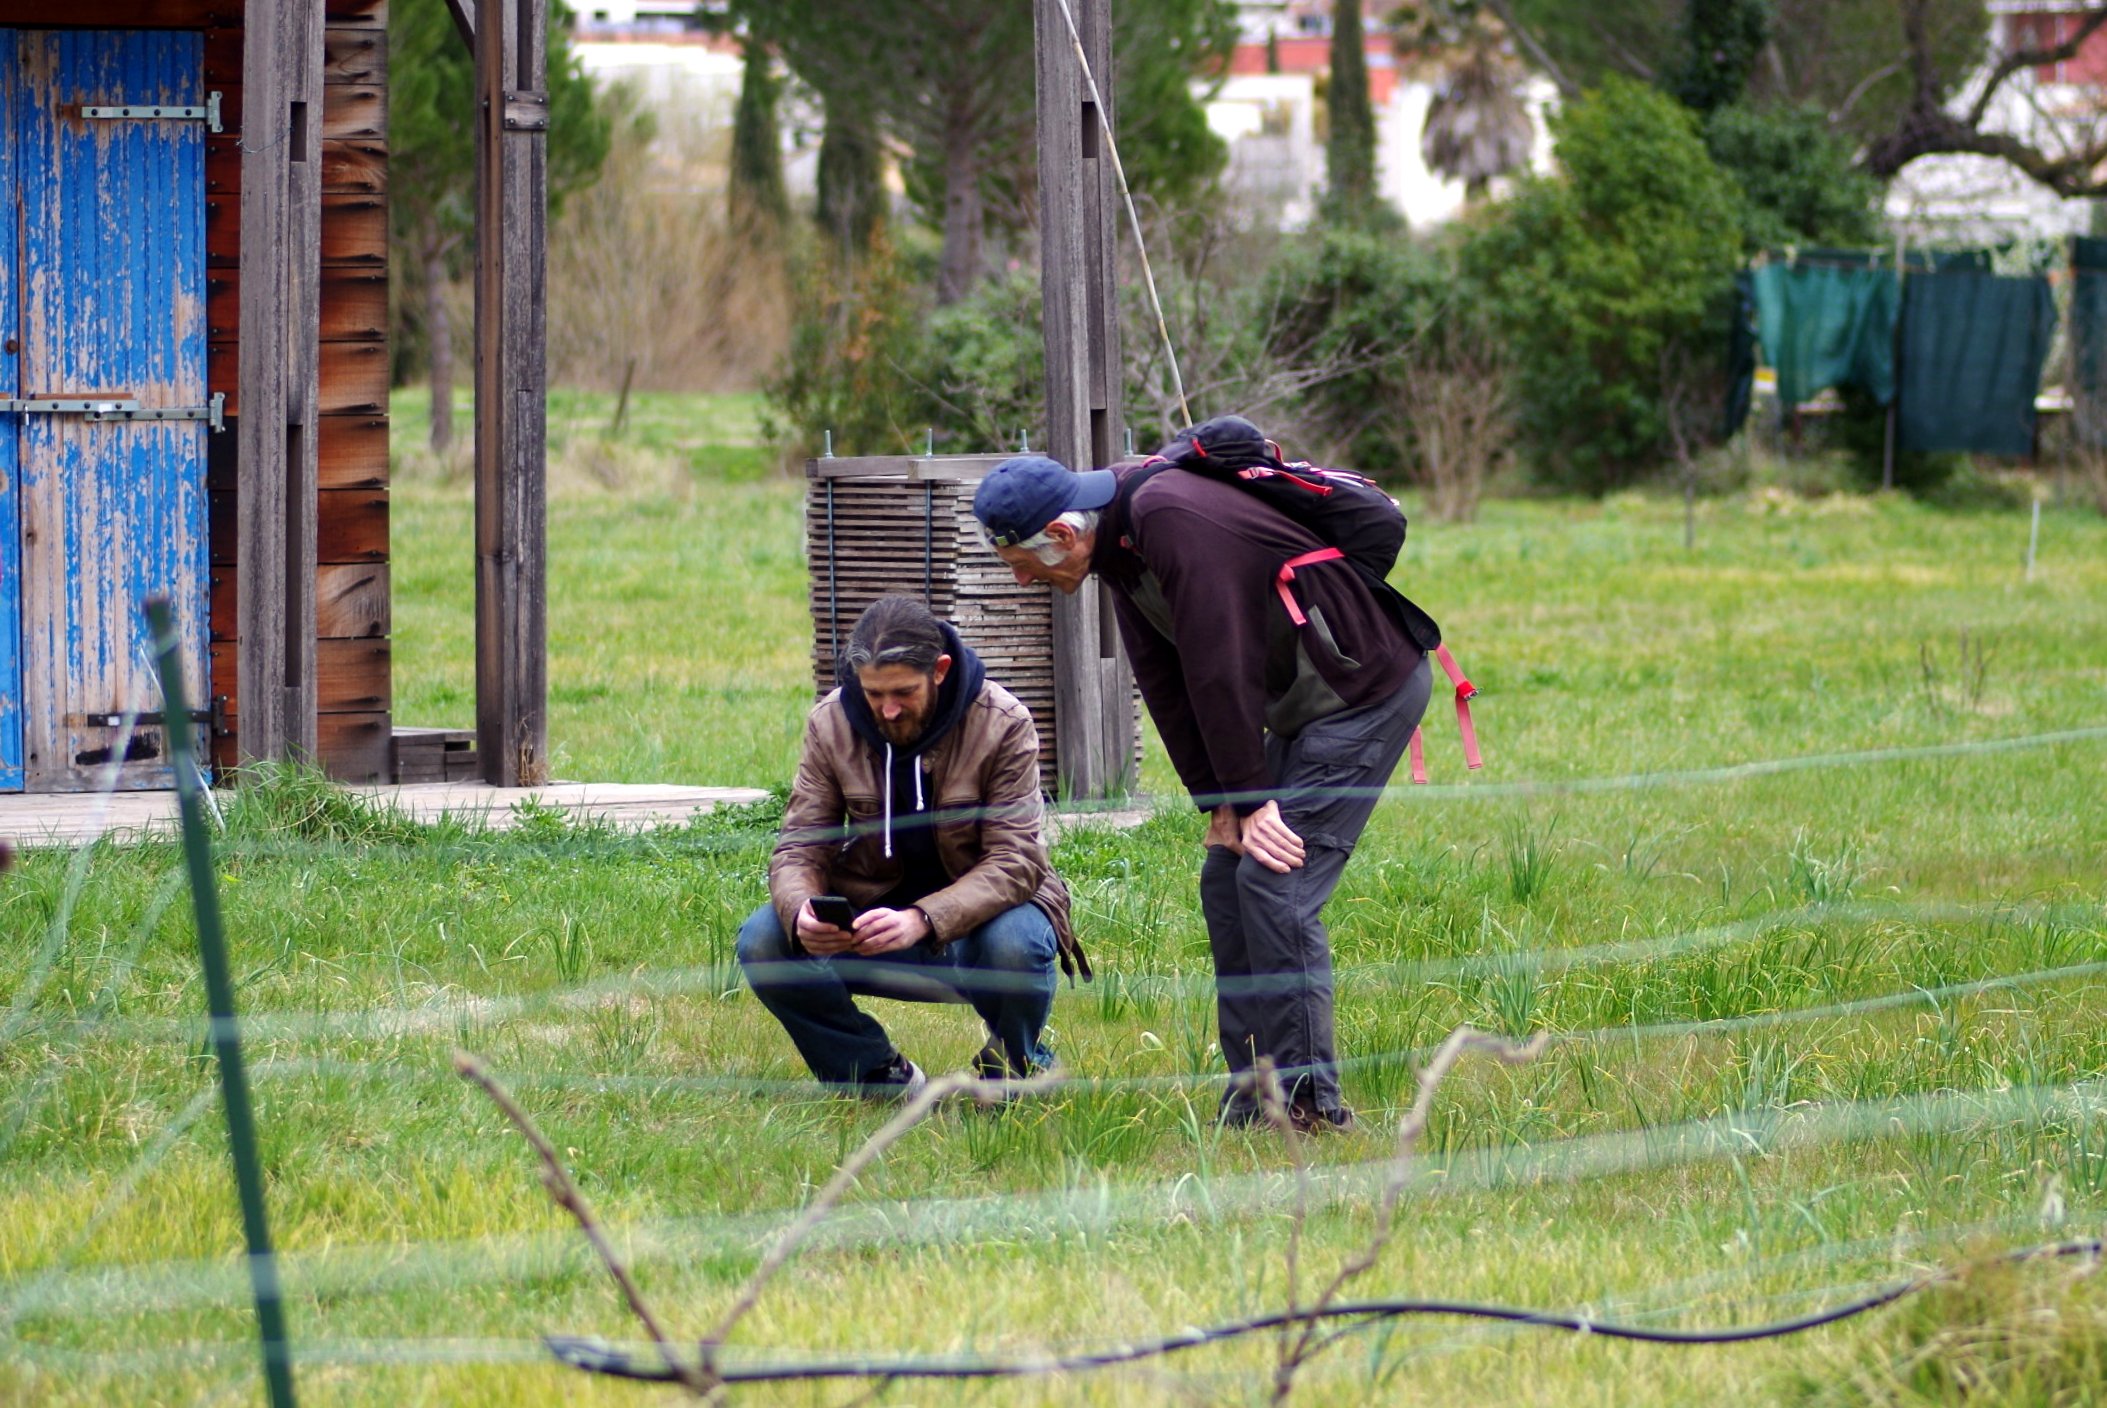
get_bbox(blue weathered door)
[1,29,210,792]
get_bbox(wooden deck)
[0,786,1153,850]
[0,781,772,849]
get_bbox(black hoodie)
[836,620,987,908]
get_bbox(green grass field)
[4,390,2107,1405]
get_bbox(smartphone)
[808,895,857,930]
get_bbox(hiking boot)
[1287,1099,1357,1135]
[855,1053,927,1102]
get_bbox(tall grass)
[2,395,2105,1404]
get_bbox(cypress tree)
[729,37,789,229]
[1671,0,1771,114]
[816,93,886,260]
[1325,0,1379,224]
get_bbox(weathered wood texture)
[206,0,390,783]
[473,0,550,786]
[235,0,324,765]
[1033,0,1136,800]
[211,564,390,640]
[8,31,211,792]
[0,0,382,22]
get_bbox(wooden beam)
[236,0,325,767]
[473,0,549,786]
[1034,0,1134,800]
[446,0,474,51]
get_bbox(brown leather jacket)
[768,679,1085,978]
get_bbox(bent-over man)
[737,594,1083,1097]
[971,421,1430,1132]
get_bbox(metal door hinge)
[70,696,230,737]
[3,392,224,432]
[81,92,222,133]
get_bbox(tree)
[740,0,1233,305]
[728,37,789,231]
[815,90,887,263]
[1669,0,1771,113]
[389,0,609,450]
[1704,102,1882,248]
[1462,76,1746,489]
[1325,0,1383,222]
[1481,0,2107,206]
[1394,3,1536,203]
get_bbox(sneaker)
[855,1053,928,1102]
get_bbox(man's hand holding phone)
[796,895,859,955]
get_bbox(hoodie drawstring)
[882,742,894,858]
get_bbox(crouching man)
[737,595,1085,1098]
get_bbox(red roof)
[1224,38,1398,105]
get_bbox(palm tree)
[1398,5,1534,204]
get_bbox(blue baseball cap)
[972,455,1119,548]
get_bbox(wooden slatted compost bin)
[806,454,1138,795]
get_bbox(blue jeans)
[737,902,1058,1085]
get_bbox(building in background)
[1209,0,1554,228]
[1886,1,2107,245]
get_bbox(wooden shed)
[0,0,552,795]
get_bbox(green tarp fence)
[2072,236,2107,448]
[1897,270,2056,457]
[1749,259,1900,409]
[1733,247,2054,457]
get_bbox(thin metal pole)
[2026,497,2041,580]
[144,596,297,1408]
[1886,233,1904,492]
[826,479,839,675]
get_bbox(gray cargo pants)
[1205,655,1432,1120]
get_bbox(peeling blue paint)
[4,29,207,792]
[1,33,19,791]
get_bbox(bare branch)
[698,1069,1062,1374]
[1481,0,1578,99]
[1268,1026,1552,1396]
[1902,0,1941,114]
[1967,4,2107,130]
[1584,14,1656,82]
[454,1050,712,1398]
[1830,58,1906,125]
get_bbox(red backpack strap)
[1273,547,1344,625]
[1431,643,1482,771]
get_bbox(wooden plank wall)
[0,0,392,782]
[223,0,390,781]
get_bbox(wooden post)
[474,0,550,786]
[236,0,324,767]
[1034,0,1135,799]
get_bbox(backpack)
[1132,414,1481,780]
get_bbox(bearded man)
[736,594,1083,1097]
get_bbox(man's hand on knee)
[795,900,858,956]
[1206,804,1245,855]
[1239,800,1307,874]
[852,905,931,956]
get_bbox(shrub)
[1256,227,1450,470]
[761,234,936,462]
[1462,77,1748,492]
[1703,102,1883,253]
